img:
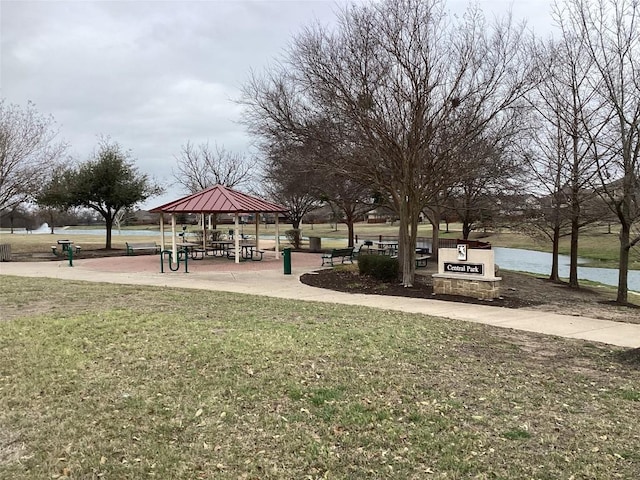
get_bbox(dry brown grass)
[1,276,638,479]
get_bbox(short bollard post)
[283,247,292,275]
[67,245,73,267]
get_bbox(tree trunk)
[616,223,630,304]
[105,215,114,249]
[462,221,472,240]
[569,214,580,288]
[430,216,440,261]
[346,217,355,247]
[398,196,420,287]
[408,212,419,284]
[48,211,55,234]
[550,225,560,282]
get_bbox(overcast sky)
[1,0,556,209]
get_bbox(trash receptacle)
[309,236,321,253]
[283,247,292,275]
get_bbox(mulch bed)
[300,268,540,309]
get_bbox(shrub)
[285,229,301,249]
[358,254,399,282]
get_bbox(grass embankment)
[1,276,638,479]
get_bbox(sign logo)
[457,244,467,261]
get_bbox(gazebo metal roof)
[149,184,288,214]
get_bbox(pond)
[21,224,165,236]
[494,247,639,293]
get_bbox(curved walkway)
[1,251,638,348]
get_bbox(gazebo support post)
[255,215,260,250]
[275,215,280,259]
[201,213,206,250]
[234,213,240,264]
[160,213,165,251]
[171,214,177,257]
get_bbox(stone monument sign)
[432,246,501,300]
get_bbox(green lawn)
[1,276,638,479]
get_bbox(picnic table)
[375,241,398,255]
[178,242,206,260]
[207,240,233,256]
[51,240,81,256]
[57,239,73,252]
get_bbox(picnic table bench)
[56,239,73,252]
[390,253,431,268]
[207,240,233,257]
[188,247,207,260]
[125,242,160,255]
[226,245,265,261]
[321,247,354,266]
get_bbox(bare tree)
[561,0,640,303]
[242,0,534,286]
[260,140,323,231]
[446,131,522,240]
[173,141,253,193]
[0,100,66,213]
[319,177,376,247]
[520,128,576,282]
[271,117,377,246]
[524,9,605,287]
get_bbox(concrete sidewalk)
[1,258,638,349]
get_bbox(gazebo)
[149,184,289,263]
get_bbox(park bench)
[125,242,160,255]
[321,247,355,266]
